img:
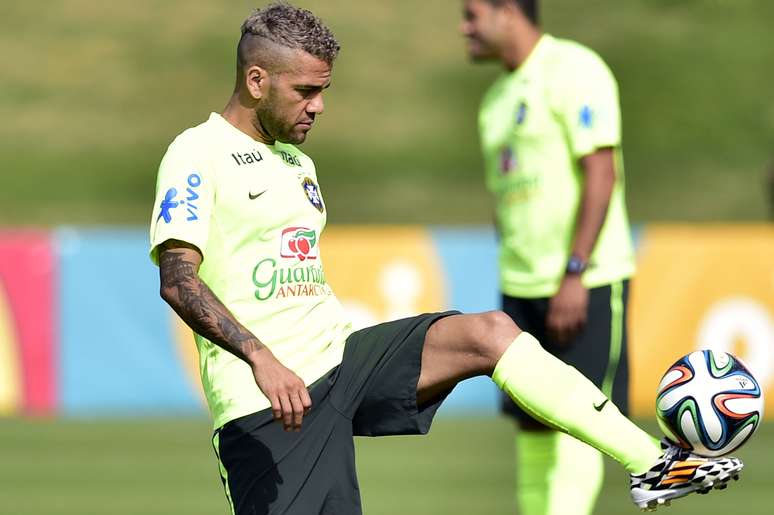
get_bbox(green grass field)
[1,0,772,225]
[0,417,769,514]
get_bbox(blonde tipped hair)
[238,2,340,72]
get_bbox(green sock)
[515,431,553,515]
[493,332,661,474]
[516,431,603,515]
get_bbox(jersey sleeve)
[149,133,215,265]
[552,52,621,158]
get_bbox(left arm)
[570,148,616,263]
[546,147,615,344]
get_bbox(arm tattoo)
[159,250,263,362]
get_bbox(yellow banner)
[321,226,446,328]
[0,280,21,415]
[629,225,774,417]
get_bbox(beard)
[466,37,499,62]
[254,102,306,144]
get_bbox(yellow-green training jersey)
[149,113,352,429]
[479,34,635,298]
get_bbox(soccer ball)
[655,350,764,457]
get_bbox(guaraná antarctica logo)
[280,227,318,261]
[252,227,329,301]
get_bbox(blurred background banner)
[1,224,772,418]
[0,231,56,417]
[629,225,774,416]
[55,228,202,416]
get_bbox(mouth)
[465,37,490,59]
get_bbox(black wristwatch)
[565,255,587,275]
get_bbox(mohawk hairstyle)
[239,2,340,69]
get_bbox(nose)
[308,92,324,115]
[460,18,475,37]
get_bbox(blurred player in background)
[149,3,742,514]
[462,1,636,514]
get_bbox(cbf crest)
[302,177,324,213]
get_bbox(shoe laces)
[661,438,693,461]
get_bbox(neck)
[222,92,275,145]
[501,22,542,72]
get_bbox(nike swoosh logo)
[594,399,609,412]
[248,190,267,200]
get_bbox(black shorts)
[212,311,458,515]
[500,280,630,425]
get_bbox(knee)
[484,309,521,336]
[474,310,521,355]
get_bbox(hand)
[248,348,312,432]
[546,275,589,346]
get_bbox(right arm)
[158,240,311,431]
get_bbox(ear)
[244,65,268,101]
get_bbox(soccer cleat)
[629,439,743,511]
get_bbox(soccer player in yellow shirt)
[461,1,636,513]
[149,3,742,514]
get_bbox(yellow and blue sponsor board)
[0,225,772,418]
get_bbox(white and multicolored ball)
[656,350,763,457]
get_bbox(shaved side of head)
[235,2,340,87]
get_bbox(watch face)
[567,256,586,274]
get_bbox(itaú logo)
[0,280,20,415]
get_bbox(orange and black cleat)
[629,439,743,511]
